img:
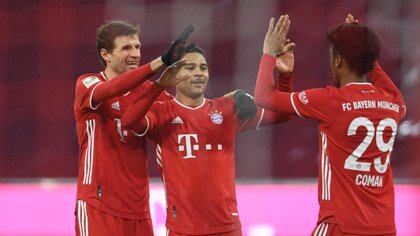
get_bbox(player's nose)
[130,48,141,58]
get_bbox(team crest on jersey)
[82,76,101,88]
[209,110,223,125]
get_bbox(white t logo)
[178,134,199,159]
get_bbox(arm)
[368,62,403,97]
[121,60,189,133]
[93,25,194,107]
[254,54,295,114]
[121,83,163,133]
[92,59,159,107]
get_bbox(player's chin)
[189,88,205,98]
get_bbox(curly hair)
[326,22,381,76]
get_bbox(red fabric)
[121,82,164,132]
[74,72,158,219]
[311,222,396,236]
[132,96,268,234]
[255,54,405,234]
[254,54,295,114]
[168,228,242,236]
[92,63,153,107]
[75,201,154,236]
[289,81,403,235]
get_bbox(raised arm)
[92,59,161,107]
[121,61,189,133]
[254,54,295,114]
[368,62,403,97]
[92,25,194,107]
[254,15,296,114]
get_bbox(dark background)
[0,0,419,180]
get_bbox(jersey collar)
[173,98,206,110]
[345,82,372,86]
[100,71,109,81]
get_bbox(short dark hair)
[96,20,140,67]
[326,22,381,76]
[185,44,205,56]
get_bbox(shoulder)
[211,96,234,106]
[76,73,103,89]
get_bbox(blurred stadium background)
[0,0,419,235]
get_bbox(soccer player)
[254,14,406,236]
[73,21,193,236]
[121,44,291,236]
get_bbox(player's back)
[316,82,404,235]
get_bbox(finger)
[274,15,284,33]
[278,15,290,38]
[179,25,194,39]
[285,39,291,45]
[173,75,190,85]
[267,17,275,34]
[171,60,187,69]
[284,42,296,52]
[283,15,291,35]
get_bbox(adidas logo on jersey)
[172,116,183,124]
[111,102,120,111]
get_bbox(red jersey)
[74,69,167,219]
[143,96,266,235]
[288,65,406,235]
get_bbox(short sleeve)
[290,88,334,122]
[75,75,103,111]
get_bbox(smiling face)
[101,34,141,75]
[175,52,209,99]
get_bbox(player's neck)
[339,74,367,87]
[175,93,205,108]
[103,67,119,81]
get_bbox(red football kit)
[74,63,169,235]
[144,96,289,235]
[255,54,406,235]
[121,79,291,235]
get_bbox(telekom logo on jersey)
[178,134,223,159]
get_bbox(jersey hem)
[166,221,241,235]
[78,197,151,220]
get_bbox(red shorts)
[167,228,242,236]
[75,200,153,236]
[311,222,396,236]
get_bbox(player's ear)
[100,48,111,64]
[335,54,343,69]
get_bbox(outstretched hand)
[276,39,295,75]
[263,15,291,57]
[161,25,194,66]
[155,60,189,88]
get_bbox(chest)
[155,105,237,158]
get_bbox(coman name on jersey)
[355,174,383,188]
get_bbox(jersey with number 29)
[290,64,405,235]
